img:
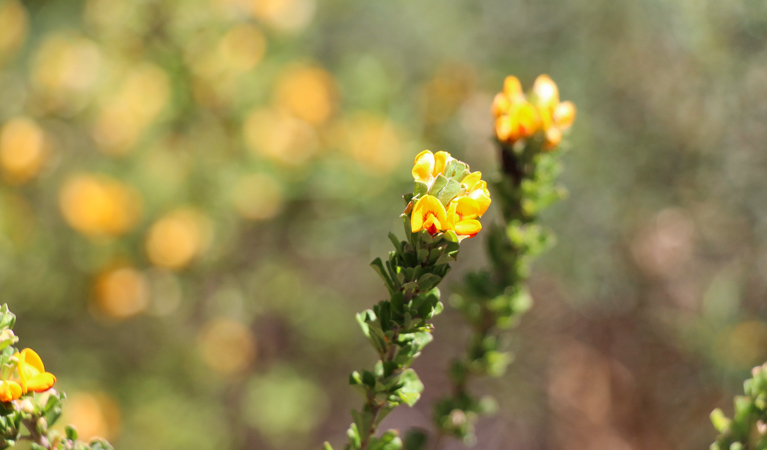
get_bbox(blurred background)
[0,0,766,448]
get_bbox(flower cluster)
[492,75,576,150]
[0,348,56,402]
[0,305,113,450]
[408,150,491,239]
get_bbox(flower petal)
[412,150,435,182]
[511,102,540,140]
[454,219,481,237]
[491,93,510,117]
[553,101,576,130]
[21,348,45,374]
[0,381,21,402]
[544,127,562,151]
[433,151,450,177]
[453,197,480,220]
[16,348,55,394]
[533,74,559,108]
[26,373,56,393]
[503,76,523,100]
[468,181,491,216]
[411,195,448,234]
[495,116,513,142]
[460,171,482,190]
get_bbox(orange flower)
[0,380,21,402]
[15,348,56,393]
[492,74,576,150]
[411,195,448,235]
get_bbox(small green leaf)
[368,430,403,450]
[396,369,424,406]
[436,179,461,205]
[428,175,448,197]
[66,424,79,440]
[347,423,361,449]
[403,429,428,450]
[417,273,441,292]
[413,181,428,198]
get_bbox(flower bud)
[19,398,34,413]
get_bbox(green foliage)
[711,363,767,450]
[433,126,570,443]
[339,200,473,450]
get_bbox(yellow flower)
[15,348,56,394]
[0,380,21,402]
[412,150,451,184]
[533,74,559,131]
[411,195,448,235]
[494,101,540,143]
[463,178,491,217]
[446,197,482,237]
[492,74,576,150]
[553,101,576,130]
[503,75,524,101]
[409,151,491,239]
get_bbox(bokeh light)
[0,117,50,184]
[63,391,122,442]
[58,174,142,238]
[196,317,257,376]
[145,208,210,270]
[92,266,150,320]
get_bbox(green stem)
[21,416,49,449]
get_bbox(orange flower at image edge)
[15,348,56,394]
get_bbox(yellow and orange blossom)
[492,74,576,150]
[0,380,21,402]
[15,348,56,394]
[409,150,490,238]
[411,195,448,235]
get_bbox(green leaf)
[368,430,403,450]
[352,408,376,439]
[413,181,428,198]
[371,258,395,294]
[388,233,403,253]
[436,179,461,205]
[710,408,730,434]
[347,423,361,449]
[403,429,428,450]
[441,230,459,243]
[65,424,79,440]
[349,372,368,397]
[417,273,441,292]
[0,305,15,331]
[396,369,424,406]
[427,175,448,197]
[324,442,334,450]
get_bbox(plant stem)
[358,404,382,450]
[22,416,49,449]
